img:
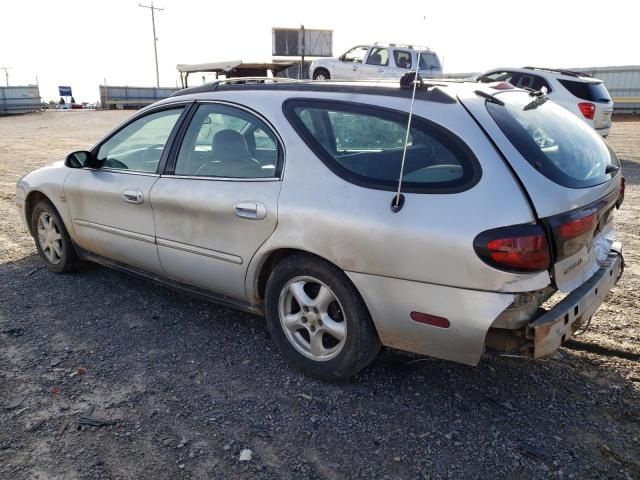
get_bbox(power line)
[138,2,164,87]
[0,66,11,87]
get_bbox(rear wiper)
[474,90,504,106]
[523,95,548,111]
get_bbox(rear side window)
[479,71,552,92]
[487,91,619,188]
[394,50,412,69]
[284,100,480,193]
[558,79,610,103]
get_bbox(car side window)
[394,50,412,69]
[530,75,553,92]
[478,71,514,83]
[285,100,481,193]
[174,104,279,178]
[96,108,183,173]
[366,47,389,66]
[342,46,368,63]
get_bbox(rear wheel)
[264,254,380,380]
[312,69,330,80]
[31,200,78,273]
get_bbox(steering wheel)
[142,144,166,165]
[531,127,555,150]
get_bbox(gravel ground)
[1,111,639,480]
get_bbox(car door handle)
[377,68,385,73]
[353,65,359,71]
[233,202,267,220]
[122,189,144,205]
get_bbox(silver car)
[16,78,625,380]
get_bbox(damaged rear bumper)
[486,245,623,358]
[528,245,623,358]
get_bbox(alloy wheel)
[37,212,63,264]
[278,276,347,361]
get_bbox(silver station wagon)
[16,78,625,380]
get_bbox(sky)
[1,0,638,103]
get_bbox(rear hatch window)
[558,79,611,103]
[482,90,620,291]
[486,92,619,189]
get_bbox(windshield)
[419,52,441,70]
[487,91,619,188]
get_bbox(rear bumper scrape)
[527,245,623,358]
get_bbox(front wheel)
[264,254,380,380]
[312,69,330,80]
[31,200,78,273]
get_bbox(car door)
[358,47,392,79]
[64,105,187,273]
[150,102,283,301]
[333,46,369,79]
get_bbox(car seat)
[195,129,264,177]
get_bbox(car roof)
[483,66,602,83]
[369,42,434,52]
[166,78,490,105]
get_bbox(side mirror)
[339,55,345,62]
[65,151,95,169]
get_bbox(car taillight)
[474,224,551,272]
[578,102,595,120]
[560,212,597,239]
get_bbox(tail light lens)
[474,224,551,272]
[578,102,595,120]
[560,212,597,239]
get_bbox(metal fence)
[569,66,640,114]
[100,85,178,109]
[0,86,41,115]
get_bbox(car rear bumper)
[595,125,611,137]
[527,245,623,358]
[348,245,622,366]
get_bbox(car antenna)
[392,17,425,213]
[391,61,420,213]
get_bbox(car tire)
[264,253,380,380]
[312,69,330,80]
[31,200,78,273]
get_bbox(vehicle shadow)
[1,253,638,479]
[620,158,640,186]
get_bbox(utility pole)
[138,2,163,87]
[0,66,11,87]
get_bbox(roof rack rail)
[522,66,591,78]
[373,42,432,51]
[171,77,301,97]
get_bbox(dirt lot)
[1,110,639,480]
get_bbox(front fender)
[17,161,74,237]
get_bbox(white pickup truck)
[310,43,442,81]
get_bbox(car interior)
[298,107,464,184]
[174,110,278,178]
